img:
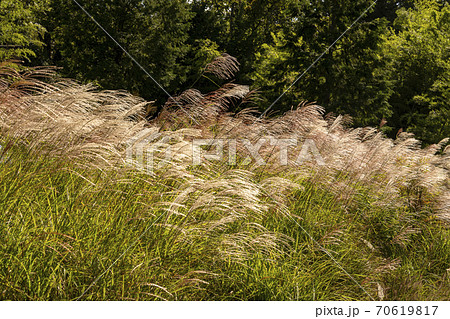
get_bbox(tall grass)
[0,59,449,300]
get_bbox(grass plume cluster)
[0,59,449,300]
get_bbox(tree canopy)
[381,0,450,142]
[0,0,49,61]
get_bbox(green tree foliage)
[0,0,49,61]
[371,0,415,22]
[249,0,393,127]
[381,0,450,143]
[190,0,306,87]
[41,0,193,102]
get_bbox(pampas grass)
[0,58,449,300]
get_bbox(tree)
[190,0,305,86]
[0,0,49,61]
[381,0,450,143]
[41,0,193,103]
[249,0,393,126]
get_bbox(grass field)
[0,61,449,300]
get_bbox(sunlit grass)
[0,140,448,300]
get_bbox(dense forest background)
[1,0,449,144]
